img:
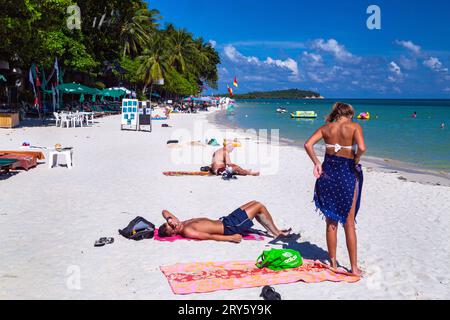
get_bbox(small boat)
[291,111,318,119]
[276,108,287,114]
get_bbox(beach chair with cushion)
[0,159,18,174]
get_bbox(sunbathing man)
[158,201,291,243]
[210,141,260,176]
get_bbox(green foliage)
[0,0,220,98]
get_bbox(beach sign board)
[121,99,139,130]
[121,99,152,132]
[138,100,152,132]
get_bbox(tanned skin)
[160,201,291,243]
[211,145,260,176]
[304,116,366,276]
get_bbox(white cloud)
[311,39,361,63]
[208,40,217,48]
[223,45,299,76]
[389,61,402,75]
[399,55,417,70]
[265,57,299,75]
[395,40,421,54]
[224,45,260,64]
[302,51,323,67]
[230,41,306,49]
[388,61,404,83]
[423,57,448,72]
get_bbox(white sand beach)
[1,112,449,300]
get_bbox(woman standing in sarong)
[304,102,366,276]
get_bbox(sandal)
[94,237,114,247]
[260,286,281,300]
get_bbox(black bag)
[119,217,155,241]
[200,166,211,172]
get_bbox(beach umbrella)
[101,88,127,98]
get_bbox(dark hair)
[326,102,355,123]
[158,223,171,238]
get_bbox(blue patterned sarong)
[314,154,364,225]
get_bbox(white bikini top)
[326,144,357,153]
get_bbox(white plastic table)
[48,148,74,169]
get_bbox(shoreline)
[206,110,450,187]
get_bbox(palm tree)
[166,27,197,74]
[120,8,161,58]
[137,34,171,95]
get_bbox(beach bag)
[119,217,155,241]
[256,248,303,271]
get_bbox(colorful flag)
[233,76,238,87]
[35,65,41,87]
[227,85,233,97]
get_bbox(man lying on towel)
[158,201,291,243]
[210,140,260,176]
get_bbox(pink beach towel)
[154,229,265,242]
[160,260,361,295]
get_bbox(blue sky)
[148,0,450,98]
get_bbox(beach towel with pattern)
[154,229,265,242]
[160,259,361,295]
[314,154,364,225]
[163,171,212,176]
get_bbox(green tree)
[137,33,170,94]
[120,7,161,58]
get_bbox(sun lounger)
[0,159,18,174]
[0,154,37,171]
[0,151,45,160]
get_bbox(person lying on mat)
[158,201,291,243]
[210,140,260,176]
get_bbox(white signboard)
[121,99,138,128]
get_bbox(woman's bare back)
[322,121,360,159]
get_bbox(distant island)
[224,89,324,100]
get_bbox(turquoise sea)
[215,99,450,172]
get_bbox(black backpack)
[119,217,155,241]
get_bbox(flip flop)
[94,237,114,247]
[260,286,281,300]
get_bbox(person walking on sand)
[157,201,291,243]
[304,102,366,276]
[210,140,260,176]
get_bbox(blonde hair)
[326,102,355,123]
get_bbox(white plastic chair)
[86,113,95,126]
[60,114,71,128]
[73,113,84,127]
[53,112,61,127]
[48,149,74,169]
